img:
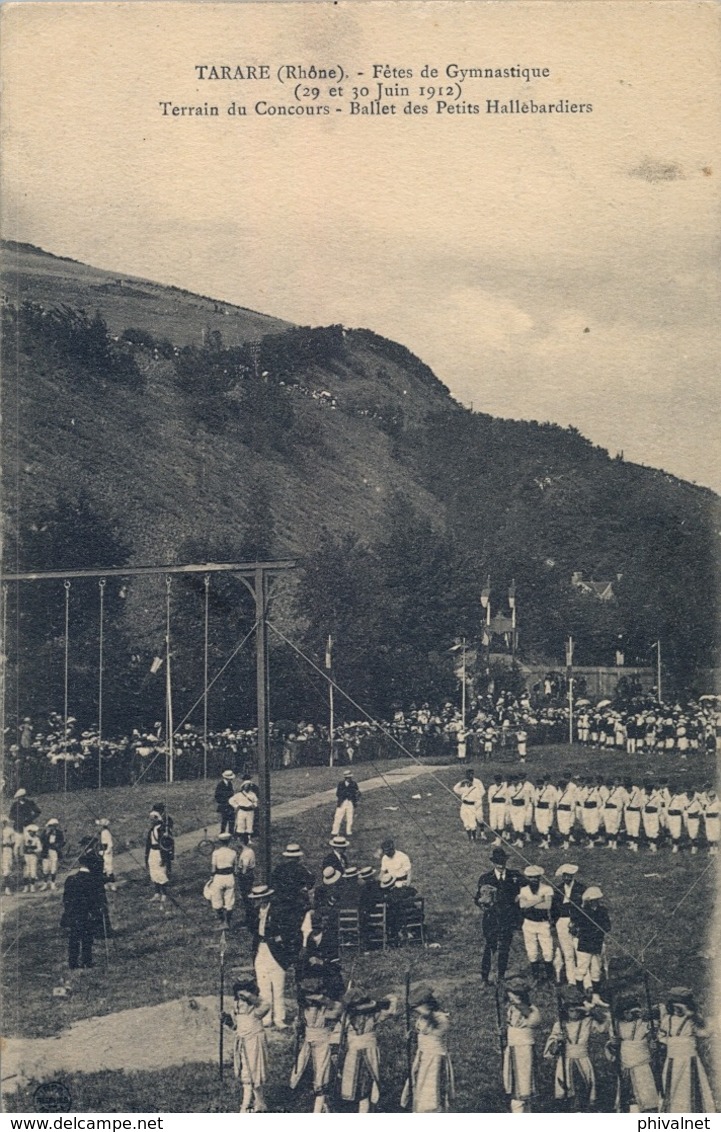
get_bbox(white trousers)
[522,920,553,962]
[489,804,507,832]
[555,916,578,982]
[535,808,553,836]
[575,951,602,987]
[234,809,255,836]
[332,800,354,836]
[210,875,236,911]
[255,942,286,1025]
[602,808,621,835]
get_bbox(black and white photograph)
[1,0,720,1116]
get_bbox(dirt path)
[1,994,243,1090]
[114,760,450,873]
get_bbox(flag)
[490,614,514,635]
[149,655,164,674]
[325,635,333,670]
[480,575,491,610]
[565,637,573,680]
[508,579,516,610]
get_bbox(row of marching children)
[220,969,716,1114]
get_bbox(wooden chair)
[402,896,427,947]
[338,906,361,954]
[365,901,387,951]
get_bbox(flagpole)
[461,637,467,731]
[326,635,334,767]
[656,640,662,704]
[567,635,574,746]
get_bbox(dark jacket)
[214,780,234,811]
[321,849,349,874]
[10,796,41,833]
[61,867,106,931]
[336,780,361,806]
[573,904,611,954]
[247,901,296,969]
[551,879,585,928]
[475,867,522,930]
[40,827,65,858]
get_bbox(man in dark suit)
[474,846,522,983]
[321,836,349,874]
[61,852,107,969]
[214,770,236,835]
[246,883,295,1030]
[271,842,315,953]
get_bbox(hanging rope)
[267,619,667,985]
[165,576,174,790]
[98,579,106,790]
[63,580,71,811]
[203,574,210,781]
[0,585,7,766]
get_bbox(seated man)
[379,838,412,888]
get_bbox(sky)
[2,1,720,491]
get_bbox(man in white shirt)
[518,864,554,983]
[379,838,412,887]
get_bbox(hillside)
[1,242,719,726]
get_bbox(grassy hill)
[1,241,719,726]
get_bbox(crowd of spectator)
[3,690,719,796]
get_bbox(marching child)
[222,977,271,1113]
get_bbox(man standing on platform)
[331,770,361,837]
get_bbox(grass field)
[3,743,718,1113]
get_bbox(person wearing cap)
[506,775,528,847]
[205,832,238,927]
[61,851,106,969]
[214,770,236,835]
[332,770,361,837]
[272,843,316,952]
[228,778,258,838]
[322,835,350,876]
[701,783,719,854]
[453,766,486,843]
[296,912,344,1004]
[641,781,663,852]
[551,864,583,986]
[247,884,292,1030]
[624,778,644,852]
[39,818,65,891]
[580,777,604,849]
[684,788,705,855]
[657,987,716,1112]
[338,990,398,1112]
[94,818,115,891]
[315,864,343,914]
[534,775,558,849]
[237,833,256,924]
[337,865,362,908]
[502,978,541,1113]
[605,993,660,1113]
[518,865,554,983]
[145,810,170,907]
[9,788,41,858]
[289,980,343,1112]
[571,887,610,1005]
[221,976,271,1112]
[401,986,455,1112]
[555,777,578,851]
[21,824,42,892]
[2,815,15,895]
[474,847,522,984]
[544,985,607,1109]
[666,785,690,853]
[379,838,412,888]
[601,778,628,851]
[487,773,509,845]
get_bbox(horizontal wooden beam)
[2,560,297,582]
